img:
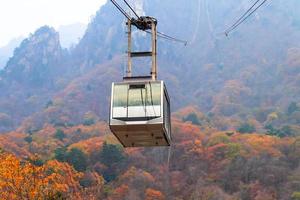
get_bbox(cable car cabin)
[109,77,171,147]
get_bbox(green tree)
[28,157,44,166]
[98,142,126,182]
[99,142,125,167]
[54,147,68,162]
[83,118,95,126]
[183,113,201,125]
[66,148,88,172]
[265,124,294,137]
[237,123,256,133]
[54,129,66,141]
[24,136,33,143]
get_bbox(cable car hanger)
[110,0,187,45]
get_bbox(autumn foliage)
[0,111,300,199]
[0,153,83,199]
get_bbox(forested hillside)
[0,0,300,199]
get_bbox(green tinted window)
[113,84,128,107]
[127,83,161,107]
[145,83,161,106]
[128,87,145,107]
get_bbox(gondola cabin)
[107,11,174,147]
[109,77,171,147]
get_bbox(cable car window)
[127,82,161,118]
[145,83,161,106]
[112,82,162,119]
[128,87,146,107]
[128,87,146,118]
[145,82,161,117]
[113,84,128,107]
[112,84,128,118]
[163,91,171,139]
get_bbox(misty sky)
[0,0,107,46]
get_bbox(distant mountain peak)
[2,25,65,86]
[33,25,56,36]
[24,25,60,52]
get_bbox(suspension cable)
[144,30,188,45]
[225,0,262,33]
[224,0,268,35]
[110,0,132,21]
[123,0,140,19]
[157,31,188,45]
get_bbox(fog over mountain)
[0,37,24,69]
[58,23,87,48]
[1,0,299,131]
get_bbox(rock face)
[2,26,66,87]
[0,26,68,132]
[71,3,124,72]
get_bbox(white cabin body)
[109,77,171,147]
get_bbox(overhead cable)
[225,0,261,33]
[224,0,268,35]
[110,0,132,21]
[144,30,188,45]
[123,0,140,19]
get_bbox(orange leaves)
[120,166,155,184]
[0,153,47,199]
[231,133,282,157]
[45,160,83,190]
[202,131,283,158]
[207,132,231,146]
[0,132,30,158]
[105,167,159,200]
[145,188,165,200]
[0,153,83,199]
[69,137,104,155]
[172,119,204,144]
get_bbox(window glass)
[164,91,171,139]
[113,84,128,107]
[128,87,146,107]
[112,82,162,119]
[127,83,161,107]
[145,82,161,106]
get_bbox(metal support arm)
[126,18,158,80]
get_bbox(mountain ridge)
[1,0,300,133]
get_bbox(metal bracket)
[126,18,157,80]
